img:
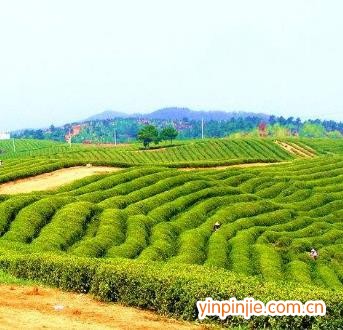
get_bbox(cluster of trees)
[138,125,178,148]
[231,121,342,139]
[12,115,343,143]
[300,122,342,138]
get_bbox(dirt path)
[179,162,282,171]
[0,166,121,195]
[0,162,285,195]
[275,141,315,157]
[0,285,204,330]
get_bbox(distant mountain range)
[85,110,131,121]
[85,107,270,122]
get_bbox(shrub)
[33,202,97,251]
[0,195,38,236]
[3,196,74,242]
[0,253,341,329]
[71,209,127,257]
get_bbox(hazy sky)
[0,0,342,130]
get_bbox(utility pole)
[201,118,204,139]
[68,129,72,148]
[114,130,117,146]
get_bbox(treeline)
[12,115,343,143]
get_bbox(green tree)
[268,123,290,138]
[160,126,178,144]
[300,122,326,138]
[327,130,342,139]
[138,125,159,148]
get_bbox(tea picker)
[213,221,221,231]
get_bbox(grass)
[0,269,35,285]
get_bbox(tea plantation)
[0,138,342,328]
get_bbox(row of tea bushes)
[0,253,341,329]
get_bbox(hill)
[13,109,343,144]
[85,110,131,121]
[85,107,270,122]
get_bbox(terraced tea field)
[0,138,311,164]
[0,157,342,287]
[0,137,342,328]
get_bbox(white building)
[0,132,10,140]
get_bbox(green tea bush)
[77,169,173,203]
[287,260,312,283]
[3,196,74,242]
[254,243,283,282]
[316,264,343,290]
[106,214,151,258]
[0,195,38,236]
[229,227,262,275]
[72,209,127,257]
[125,180,213,215]
[33,201,97,251]
[0,253,341,329]
[98,172,192,208]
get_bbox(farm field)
[0,137,342,328]
[0,137,310,163]
[2,137,341,166]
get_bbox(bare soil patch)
[0,285,203,330]
[275,141,314,157]
[0,166,121,195]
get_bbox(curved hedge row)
[0,253,341,329]
[33,202,98,251]
[3,196,75,243]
